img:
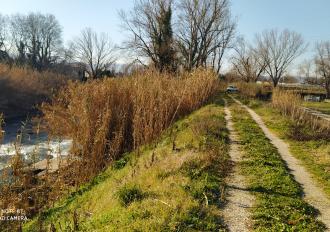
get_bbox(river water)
[0,117,71,170]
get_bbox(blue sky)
[232,0,330,51]
[0,0,134,44]
[1,0,330,71]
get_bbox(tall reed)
[41,68,218,183]
[272,89,330,132]
[235,82,272,99]
[0,64,71,118]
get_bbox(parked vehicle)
[226,85,239,93]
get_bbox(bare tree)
[0,14,11,62]
[298,59,321,85]
[315,41,330,98]
[10,13,62,69]
[298,60,312,81]
[119,0,177,72]
[231,38,266,82]
[38,14,62,68]
[70,28,116,79]
[255,29,306,87]
[176,0,236,73]
[10,14,27,65]
[0,14,8,51]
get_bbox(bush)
[287,124,330,141]
[113,154,130,170]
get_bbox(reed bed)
[272,89,330,134]
[41,69,218,182]
[235,82,272,99]
[0,64,70,118]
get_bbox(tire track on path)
[223,99,254,232]
[232,97,330,230]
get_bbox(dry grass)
[234,82,272,99]
[272,89,330,136]
[272,89,302,117]
[41,69,218,183]
[0,64,70,119]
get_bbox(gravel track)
[223,99,254,232]
[232,97,330,230]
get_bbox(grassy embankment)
[24,96,231,231]
[229,98,325,231]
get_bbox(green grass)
[230,101,325,231]
[252,102,330,198]
[23,96,231,232]
[303,101,330,115]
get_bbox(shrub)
[113,154,130,170]
[287,124,330,141]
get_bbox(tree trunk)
[272,78,279,87]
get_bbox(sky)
[232,1,330,56]
[0,0,330,72]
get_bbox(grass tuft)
[117,185,145,207]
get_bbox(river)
[0,117,72,170]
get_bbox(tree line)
[0,0,329,97]
[230,30,330,97]
[0,0,236,78]
[0,13,117,78]
[0,13,62,70]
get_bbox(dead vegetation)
[0,64,71,119]
[41,69,218,183]
[234,82,272,99]
[272,89,330,140]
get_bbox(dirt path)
[223,99,254,232]
[232,97,330,230]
